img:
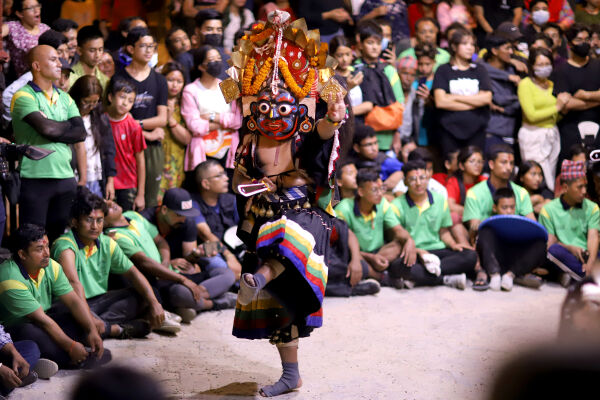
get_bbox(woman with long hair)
[516,160,553,216]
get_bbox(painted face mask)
[249,87,310,141]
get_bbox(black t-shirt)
[432,62,492,139]
[113,67,168,124]
[140,207,196,259]
[472,0,523,30]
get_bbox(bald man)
[10,45,86,242]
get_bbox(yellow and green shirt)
[539,197,600,250]
[463,180,533,223]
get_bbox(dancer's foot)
[237,273,266,305]
[259,362,302,397]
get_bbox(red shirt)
[432,172,448,186]
[109,113,147,190]
[446,175,487,205]
[408,3,438,37]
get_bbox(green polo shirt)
[539,197,600,250]
[69,62,109,90]
[391,190,451,251]
[463,180,533,222]
[51,230,133,299]
[0,259,73,327]
[334,197,400,252]
[10,81,80,179]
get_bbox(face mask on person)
[203,34,223,47]
[532,10,550,26]
[571,42,591,58]
[205,60,223,77]
[534,65,552,79]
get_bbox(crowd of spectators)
[0,0,599,397]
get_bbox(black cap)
[495,22,523,41]
[162,188,200,218]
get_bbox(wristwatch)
[139,120,144,129]
[209,112,216,122]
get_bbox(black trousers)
[388,248,477,286]
[476,226,547,276]
[19,177,77,242]
[87,288,145,334]
[439,131,486,157]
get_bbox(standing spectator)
[472,0,523,45]
[437,0,476,35]
[180,45,241,174]
[522,0,551,44]
[553,24,600,162]
[165,27,192,62]
[222,0,255,52]
[330,35,365,114]
[11,45,86,242]
[297,1,354,44]
[543,22,568,66]
[523,0,574,31]
[359,0,410,43]
[591,23,600,58]
[104,16,147,54]
[50,18,78,65]
[432,29,492,156]
[398,17,451,70]
[98,50,115,79]
[69,26,109,90]
[160,62,191,197]
[516,160,553,216]
[407,0,437,37]
[105,78,146,211]
[482,34,521,152]
[2,0,50,77]
[113,27,168,209]
[69,75,117,199]
[518,47,568,191]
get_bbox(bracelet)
[324,107,349,127]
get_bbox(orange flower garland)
[242,57,274,95]
[279,59,315,99]
[249,28,274,43]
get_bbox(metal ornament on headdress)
[268,10,290,96]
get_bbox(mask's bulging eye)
[258,102,271,114]
[278,104,292,116]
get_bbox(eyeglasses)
[406,175,428,184]
[137,43,157,51]
[23,4,41,12]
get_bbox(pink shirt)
[6,21,49,76]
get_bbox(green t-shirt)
[334,197,400,252]
[0,259,73,327]
[463,180,533,222]
[69,62,110,90]
[391,190,451,251]
[10,82,80,179]
[539,197,600,250]
[398,47,450,72]
[51,230,133,299]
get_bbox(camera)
[0,143,54,203]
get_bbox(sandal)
[473,271,489,291]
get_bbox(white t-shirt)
[224,8,255,52]
[82,115,103,182]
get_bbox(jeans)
[158,268,235,311]
[547,243,597,279]
[0,340,40,396]
[87,288,144,335]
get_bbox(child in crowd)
[389,160,477,290]
[105,78,146,211]
[330,35,366,114]
[516,160,553,216]
[541,160,599,286]
[70,75,117,199]
[337,161,358,199]
[432,149,459,185]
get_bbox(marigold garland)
[279,59,315,99]
[249,28,273,43]
[242,57,274,95]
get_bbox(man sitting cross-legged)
[51,187,165,340]
[103,199,236,324]
[389,160,477,290]
[1,224,110,369]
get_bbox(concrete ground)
[11,284,566,400]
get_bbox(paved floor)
[11,284,566,400]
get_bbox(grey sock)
[260,362,300,397]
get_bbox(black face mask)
[205,60,223,77]
[571,42,591,58]
[203,34,223,47]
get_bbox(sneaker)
[117,320,151,339]
[174,308,197,323]
[164,310,182,324]
[351,279,381,296]
[154,316,181,334]
[514,273,543,289]
[19,371,37,387]
[489,274,501,291]
[501,273,514,291]
[443,273,466,290]
[33,358,58,379]
[80,348,112,370]
[212,292,238,310]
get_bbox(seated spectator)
[482,34,521,153]
[222,0,255,52]
[432,149,459,185]
[50,18,78,65]
[165,27,192,62]
[476,188,547,291]
[330,35,366,114]
[52,188,165,340]
[433,29,492,156]
[105,78,146,211]
[337,161,358,199]
[180,45,241,174]
[335,168,414,283]
[359,0,410,43]
[540,160,599,285]
[463,144,535,242]
[104,199,236,324]
[407,0,437,37]
[518,47,568,190]
[69,75,117,199]
[159,61,191,198]
[352,124,404,192]
[516,160,553,216]
[393,147,448,198]
[436,0,476,35]
[1,224,109,369]
[554,143,587,197]
[575,0,600,25]
[398,17,450,70]
[1,1,50,77]
[191,160,242,280]
[400,43,437,147]
[389,160,477,290]
[69,25,109,90]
